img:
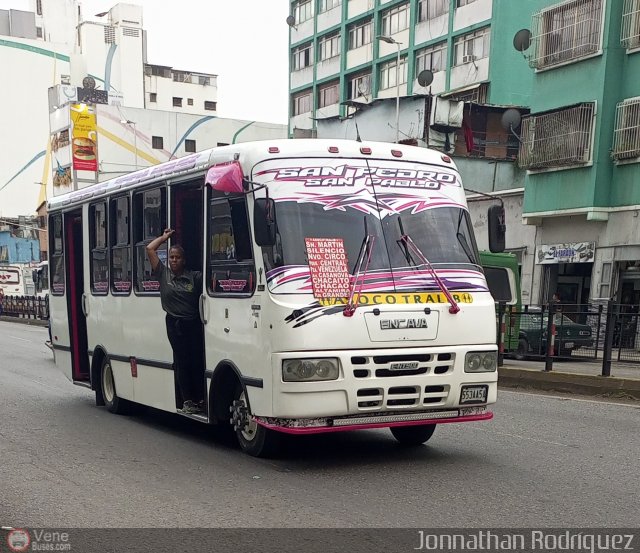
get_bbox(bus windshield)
[265,203,480,291]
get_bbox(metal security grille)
[612,98,640,160]
[519,103,595,169]
[529,0,603,69]
[621,0,640,49]
[122,27,140,37]
[104,26,115,43]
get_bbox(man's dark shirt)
[152,261,202,319]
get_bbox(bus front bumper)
[254,406,492,435]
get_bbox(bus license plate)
[460,385,488,404]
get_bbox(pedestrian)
[0,287,4,316]
[146,229,205,414]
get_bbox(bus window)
[484,267,514,304]
[110,196,132,294]
[134,187,167,293]
[49,214,65,295]
[208,197,255,295]
[89,202,109,295]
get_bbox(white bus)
[48,139,503,457]
[0,264,38,296]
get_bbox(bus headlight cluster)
[464,351,497,373]
[282,358,340,382]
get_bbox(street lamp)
[120,119,138,170]
[377,35,402,143]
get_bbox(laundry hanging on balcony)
[429,97,464,153]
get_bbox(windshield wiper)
[397,218,460,315]
[344,219,375,318]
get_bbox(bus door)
[64,209,90,382]
[170,180,205,405]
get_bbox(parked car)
[515,310,594,359]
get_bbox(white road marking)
[8,336,29,342]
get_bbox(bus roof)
[48,139,460,212]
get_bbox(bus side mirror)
[488,205,506,253]
[254,198,277,247]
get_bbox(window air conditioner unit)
[462,54,476,63]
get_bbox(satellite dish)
[417,69,433,88]
[286,15,296,27]
[501,109,522,131]
[82,76,96,90]
[513,29,532,52]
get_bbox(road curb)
[498,366,640,400]
[0,316,48,328]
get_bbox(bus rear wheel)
[101,357,130,415]
[390,424,436,446]
[230,386,280,458]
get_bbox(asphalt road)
[1,321,639,528]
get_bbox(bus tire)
[515,338,528,360]
[101,356,130,415]
[390,424,436,446]
[231,385,280,458]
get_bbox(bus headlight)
[464,351,497,373]
[282,358,340,382]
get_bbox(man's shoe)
[178,400,201,414]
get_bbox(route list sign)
[305,238,351,299]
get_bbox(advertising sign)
[305,238,350,299]
[70,103,98,171]
[536,242,595,264]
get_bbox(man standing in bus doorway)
[146,228,205,414]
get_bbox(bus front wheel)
[101,357,130,415]
[230,386,280,458]
[390,424,436,446]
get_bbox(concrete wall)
[0,233,41,263]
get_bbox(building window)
[612,97,640,161]
[457,0,477,6]
[347,73,371,99]
[454,27,490,65]
[293,0,313,23]
[152,136,164,149]
[198,75,211,86]
[518,103,595,170]
[348,19,372,50]
[185,139,197,153]
[292,43,313,70]
[379,57,408,90]
[149,92,157,102]
[217,142,229,147]
[318,83,339,107]
[204,101,217,111]
[415,42,447,74]
[319,33,340,61]
[36,0,42,15]
[621,0,640,49]
[418,0,449,21]
[187,98,193,106]
[110,196,131,295]
[381,3,410,36]
[89,202,109,295]
[173,97,183,107]
[36,27,43,38]
[319,0,341,12]
[530,0,604,70]
[292,91,312,115]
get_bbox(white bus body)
[48,139,498,456]
[0,264,37,296]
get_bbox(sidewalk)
[0,315,48,327]
[499,358,640,400]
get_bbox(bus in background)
[48,139,505,457]
[0,264,39,296]
[479,251,521,353]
